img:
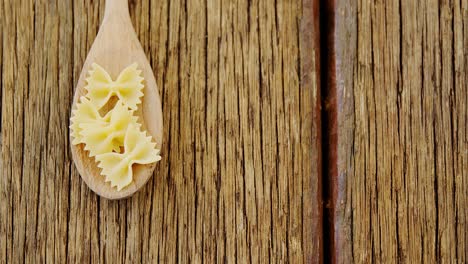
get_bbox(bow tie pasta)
[96,124,161,191]
[70,97,110,145]
[80,102,140,157]
[85,63,144,110]
[71,63,161,191]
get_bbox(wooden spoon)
[70,0,163,199]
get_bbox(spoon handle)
[103,0,130,23]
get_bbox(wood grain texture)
[328,0,467,263]
[0,0,322,263]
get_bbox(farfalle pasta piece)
[70,96,110,145]
[80,102,140,157]
[96,124,161,191]
[85,63,144,110]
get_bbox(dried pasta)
[96,124,161,191]
[70,96,110,145]
[85,63,144,110]
[71,62,161,191]
[80,101,139,157]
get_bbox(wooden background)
[1,0,322,263]
[1,0,466,263]
[328,0,467,263]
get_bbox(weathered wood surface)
[0,0,322,263]
[328,0,467,263]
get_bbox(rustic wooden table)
[0,0,465,263]
[327,1,467,263]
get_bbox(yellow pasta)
[85,63,144,110]
[96,124,161,191]
[70,96,110,145]
[71,62,161,191]
[80,102,140,157]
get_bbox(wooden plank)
[327,0,467,262]
[0,0,322,262]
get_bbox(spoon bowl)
[70,0,163,199]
